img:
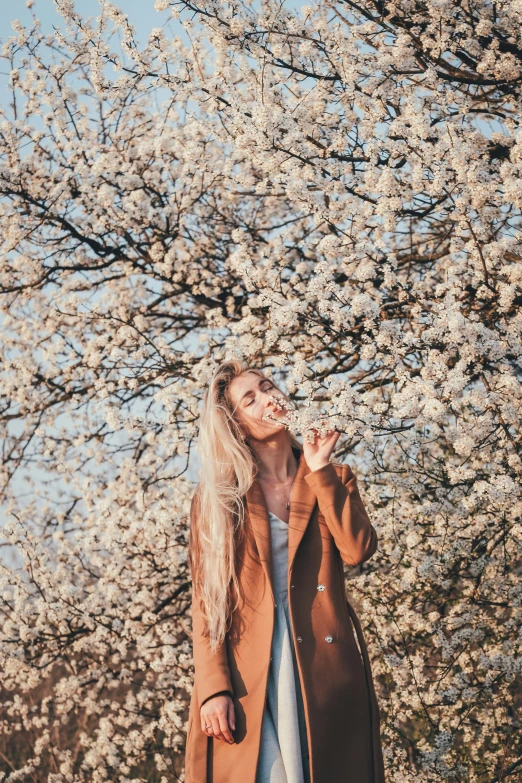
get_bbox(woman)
[184,361,385,783]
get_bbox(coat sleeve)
[189,491,234,711]
[304,462,378,566]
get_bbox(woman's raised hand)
[303,428,340,473]
[200,693,236,743]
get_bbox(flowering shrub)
[0,0,520,780]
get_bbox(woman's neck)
[250,435,299,483]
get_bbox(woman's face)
[228,371,289,442]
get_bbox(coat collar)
[244,448,318,602]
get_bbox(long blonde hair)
[189,360,302,652]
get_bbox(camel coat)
[184,449,385,783]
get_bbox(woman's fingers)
[307,428,339,447]
[201,713,212,735]
[200,708,219,738]
[228,698,236,732]
[211,714,227,742]
[218,708,234,743]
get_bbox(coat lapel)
[287,450,317,572]
[244,473,274,602]
[244,449,318,602]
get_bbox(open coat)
[184,449,385,783]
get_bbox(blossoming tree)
[0,0,520,780]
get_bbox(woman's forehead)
[229,371,265,402]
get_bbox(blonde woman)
[184,360,385,783]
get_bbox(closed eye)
[246,383,273,405]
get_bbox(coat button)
[291,584,295,588]
[325,635,333,643]
[317,584,325,591]
[296,636,303,643]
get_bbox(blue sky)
[0,0,169,45]
[0,1,176,111]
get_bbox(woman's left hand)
[303,428,341,473]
